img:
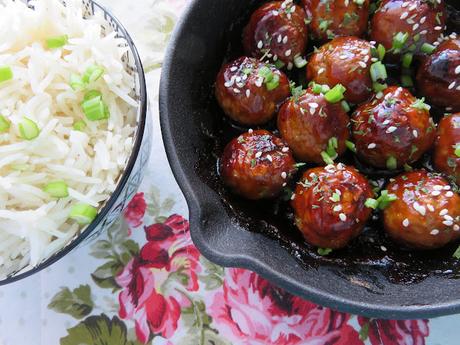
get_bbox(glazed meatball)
[243,0,308,68]
[416,39,460,112]
[306,36,373,104]
[371,0,446,60]
[277,87,350,164]
[220,130,296,199]
[292,163,373,249]
[352,86,435,169]
[302,0,370,42]
[383,171,460,250]
[215,57,290,126]
[433,113,460,184]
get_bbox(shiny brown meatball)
[352,86,436,169]
[243,0,308,68]
[302,0,370,42]
[371,0,446,60]
[292,163,373,249]
[215,57,290,126]
[383,171,460,250]
[306,36,373,104]
[220,130,296,199]
[433,113,460,184]
[416,39,460,112]
[277,87,350,164]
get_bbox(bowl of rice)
[0,0,150,283]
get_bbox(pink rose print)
[116,215,200,344]
[209,268,363,345]
[124,192,147,228]
[358,317,430,345]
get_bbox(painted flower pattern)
[124,192,147,228]
[358,318,430,345]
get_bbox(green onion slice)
[401,75,414,87]
[377,44,386,61]
[386,156,397,170]
[421,43,436,55]
[370,61,388,82]
[321,151,334,165]
[411,97,431,111]
[365,198,379,209]
[266,74,280,91]
[326,137,338,159]
[46,34,68,49]
[73,120,87,131]
[324,84,346,103]
[345,140,356,153]
[373,82,388,93]
[82,97,109,121]
[453,245,460,259]
[341,100,351,112]
[293,55,308,69]
[44,181,69,198]
[0,66,13,83]
[274,60,285,69]
[0,115,11,133]
[377,190,397,209]
[317,247,333,256]
[392,32,409,52]
[82,65,105,83]
[70,74,85,91]
[83,89,102,102]
[402,53,413,68]
[454,144,460,158]
[19,117,40,140]
[69,203,98,225]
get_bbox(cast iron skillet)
[160,0,460,319]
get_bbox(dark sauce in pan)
[195,0,460,285]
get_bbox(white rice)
[0,0,137,277]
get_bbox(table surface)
[0,1,459,344]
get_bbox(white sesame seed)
[413,202,426,216]
[257,40,264,49]
[408,3,417,10]
[440,209,448,216]
[435,26,442,31]
[273,55,278,61]
[291,194,296,200]
[400,12,409,19]
[443,220,454,226]
[242,74,248,81]
[287,62,294,70]
[339,213,347,221]
[273,10,279,16]
[412,130,418,138]
[283,36,289,44]
[427,204,435,212]
[281,172,287,179]
[420,30,428,35]
[371,57,379,62]
[413,23,419,31]
[282,182,287,187]
[432,190,441,196]
[233,88,241,93]
[359,61,367,68]
[402,2,408,7]
[456,85,460,91]
[255,78,263,87]
[382,119,390,125]
[370,40,376,45]
[248,128,253,134]
[310,108,317,115]
[277,35,282,43]
[430,229,440,235]
[340,55,348,60]
[443,185,451,190]
[448,81,456,90]
[246,89,251,98]
[445,215,454,221]
[282,147,289,153]
[308,102,319,108]
[381,246,387,252]
[368,143,377,149]
[235,76,242,82]
[224,81,233,88]
[230,66,238,72]
[386,126,397,134]
[403,218,410,227]
[285,49,292,57]
[267,154,273,162]
[420,16,426,24]
[333,205,342,212]
[454,224,460,231]
[433,185,444,191]
[446,191,454,197]
[318,67,325,75]
[255,151,262,158]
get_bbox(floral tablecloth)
[0,1,458,344]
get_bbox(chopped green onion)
[341,100,351,112]
[44,181,69,198]
[330,192,341,202]
[453,245,460,259]
[321,151,334,165]
[70,74,85,91]
[311,82,323,94]
[402,53,413,68]
[386,156,397,170]
[401,75,414,87]
[0,66,13,83]
[83,89,102,102]
[411,97,431,111]
[317,247,333,256]
[407,44,417,52]
[370,61,387,82]
[404,163,413,172]
[365,198,379,209]
[324,84,346,103]
[455,144,460,158]
[413,33,421,42]
[377,44,386,61]
[353,0,365,5]
[318,19,331,32]
[377,190,397,209]
[19,117,40,140]
[82,65,104,84]
[345,140,356,153]
[82,97,109,121]
[294,162,306,169]
[293,55,307,69]
[73,120,87,131]
[321,84,331,94]
[46,34,68,49]
[373,82,388,93]
[69,203,98,225]
[258,66,273,81]
[266,74,280,91]
[290,82,304,98]
[0,115,10,133]
[392,32,409,53]
[326,137,338,159]
[421,43,436,55]
[274,60,285,69]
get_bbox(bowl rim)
[0,0,148,285]
[159,0,460,319]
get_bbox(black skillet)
[160,0,460,319]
